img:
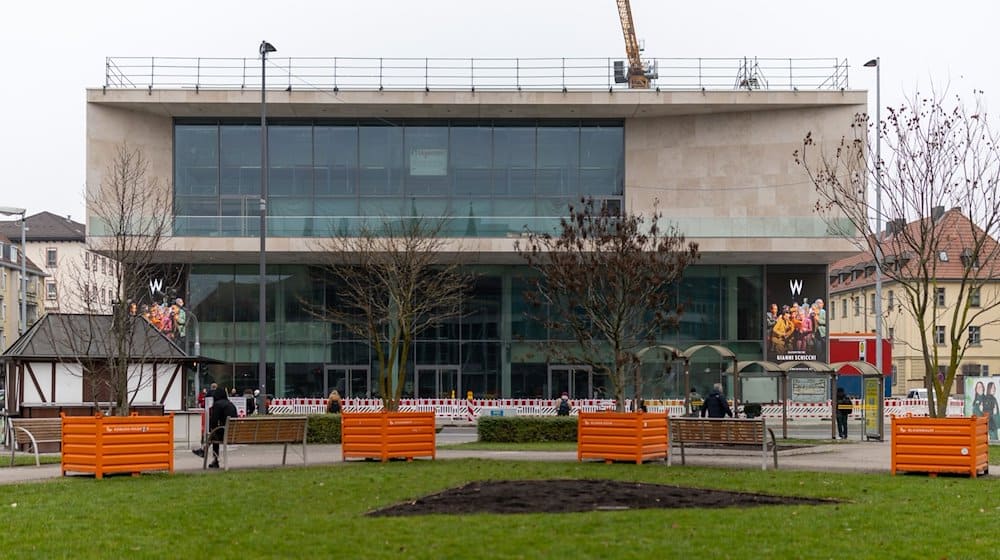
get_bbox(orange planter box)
[891,415,989,478]
[341,411,436,462]
[61,413,174,479]
[577,411,668,464]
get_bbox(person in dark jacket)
[700,383,733,418]
[836,387,852,439]
[193,388,239,468]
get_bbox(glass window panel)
[269,198,312,236]
[233,266,275,323]
[315,126,358,195]
[409,197,451,219]
[450,125,492,196]
[175,125,219,196]
[175,196,217,216]
[536,126,579,195]
[580,126,624,196]
[511,275,547,340]
[537,197,574,217]
[189,266,234,323]
[359,126,403,195]
[415,341,460,362]
[220,125,261,195]
[461,341,500,398]
[269,126,314,196]
[493,126,535,196]
[679,266,722,341]
[174,197,218,236]
[462,276,501,340]
[492,198,535,217]
[510,363,546,398]
[315,197,359,217]
[404,126,449,196]
[360,197,405,217]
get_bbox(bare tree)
[516,199,699,412]
[310,217,473,411]
[64,142,175,415]
[796,91,1000,416]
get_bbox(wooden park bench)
[202,416,308,471]
[8,417,62,467]
[668,417,778,470]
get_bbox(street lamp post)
[259,40,276,412]
[0,207,27,335]
[864,57,884,439]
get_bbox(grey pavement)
[0,421,989,486]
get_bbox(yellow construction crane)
[615,0,651,88]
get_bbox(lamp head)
[259,41,277,56]
[0,206,26,216]
[863,59,878,68]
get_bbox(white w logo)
[789,279,804,297]
[149,278,164,297]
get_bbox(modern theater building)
[87,56,864,402]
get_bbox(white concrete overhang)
[87,88,867,119]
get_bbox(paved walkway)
[2,435,967,486]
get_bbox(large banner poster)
[965,377,1000,441]
[765,266,828,365]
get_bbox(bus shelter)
[737,360,840,440]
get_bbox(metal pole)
[19,212,26,335]
[873,58,884,437]
[259,41,273,412]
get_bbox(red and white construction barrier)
[265,397,965,420]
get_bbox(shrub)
[306,414,341,444]
[477,416,577,443]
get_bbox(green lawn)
[1,459,996,559]
[0,455,62,468]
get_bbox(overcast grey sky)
[1,0,996,221]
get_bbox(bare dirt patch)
[367,479,837,516]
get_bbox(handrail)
[102,56,850,92]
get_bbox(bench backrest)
[671,418,764,445]
[11,418,63,445]
[225,416,307,445]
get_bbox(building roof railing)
[104,56,850,92]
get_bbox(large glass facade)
[174,120,624,237]
[188,263,766,400]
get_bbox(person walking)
[327,390,343,414]
[836,387,852,439]
[556,392,571,416]
[699,383,733,418]
[192,388,238,468]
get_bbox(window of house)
[853,296,861,316]
[830,302,835,320]
[969,287,981,307]
[83,252,89,270]
[969,325,981,345]
[888,290,895,311]
[46,248,57,267]
[934,325,946,345]
[842,299,847,319]
[870,293,876,312]
[888,327,894,340]
[961,248,979,268]
[45,281,57,300]
[935,287,945,307]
